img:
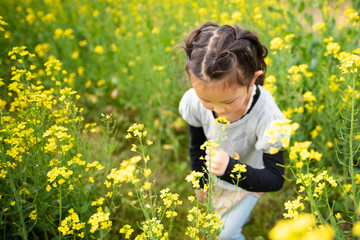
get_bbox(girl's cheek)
[201,102,213,110]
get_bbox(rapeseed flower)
[160,188,182,208]
[353,222,360,236]
[29,209,36,220]
[94,45,105,54]
[230,163,247,178]
[137,218,168,239]
[283,196,305,218]
[270,213,334,240]
[119,224,134,239]
[88,207,112,233]
[47,166,73,183]
[313,21,326,32]
[126,123,147,138]
[0,16,8,31]
[344,7,359,26]
[264,119,298,146]
[185,171,204,189]
[263,75,277,94]
[58,209,85,237]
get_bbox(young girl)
[179,22,285,240]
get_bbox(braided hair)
[182,22,268,87]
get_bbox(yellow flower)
[270,37,285,50]
[324,42,341,57]
[353,221,360,237]
[295,161,304,169]
[143,168,152,177]
[0,16,8,32]
[71,51,79,59]
[119,224,134,239]
[281,136,290,148]
[79,40,87,47]
[231,11,242,22]
[270,213,334,240]
[94,45,105,54]
[313,22,326,32]
[269,147,279,155]
[214,116,230,126]
[96,79,106,87]
[142,181,152,190]
[152,27,160,34]
[185,171,204,189]
[29,209,36,220]
[88,209,111,233]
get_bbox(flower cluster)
[88,207,112,233]
[160,188,182,208]
[58,209,85,238]
[200,139,219,152]
[230,163,247,179]
[283,196,305,219]
[186,207,222,238]
[136,218,168,240]
[119,224,134,239]
[264,119,299,154]
[125,123,147,139]
[269,213,334,240]
[214,116,230,128]
[46,166,73,188]
[286,64,313,86]
[185,171,205,189]
[289,141,322,168]
[0,15,8,31]
[106,156,141,184]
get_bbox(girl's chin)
[215,112,230,117]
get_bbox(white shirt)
[179,85,285,191]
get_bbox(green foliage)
[0,0,360,239]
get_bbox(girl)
[179,22,285,240]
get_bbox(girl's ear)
[250,70,264,86]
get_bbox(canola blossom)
[1,0,360,239]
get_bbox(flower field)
[0,0,359,239]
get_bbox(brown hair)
[182,22,268,87]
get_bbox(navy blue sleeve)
[219,152,285,192]
[188,125,208,188]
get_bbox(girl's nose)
[213,106,226,114]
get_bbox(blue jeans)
[219,194,259,240]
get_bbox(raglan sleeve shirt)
[179,87,285,192]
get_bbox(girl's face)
[190,71,263,121]
[191,76,252,120]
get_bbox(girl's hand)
[194,189,207,203]
[205,149,229,176]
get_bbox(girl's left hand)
[205,149,229,176]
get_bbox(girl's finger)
[204,155,210,161]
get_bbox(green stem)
[348,73,359,222]
[9,169,28,240]
[58,185,62,240]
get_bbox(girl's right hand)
[194,189,208,203]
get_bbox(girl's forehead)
[190,75,247,100]
[190,74,242,91]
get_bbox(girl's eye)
[224,100,235,104]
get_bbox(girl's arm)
[188,124,208,188]
[190,124,285,192]
[219,152,285,192]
